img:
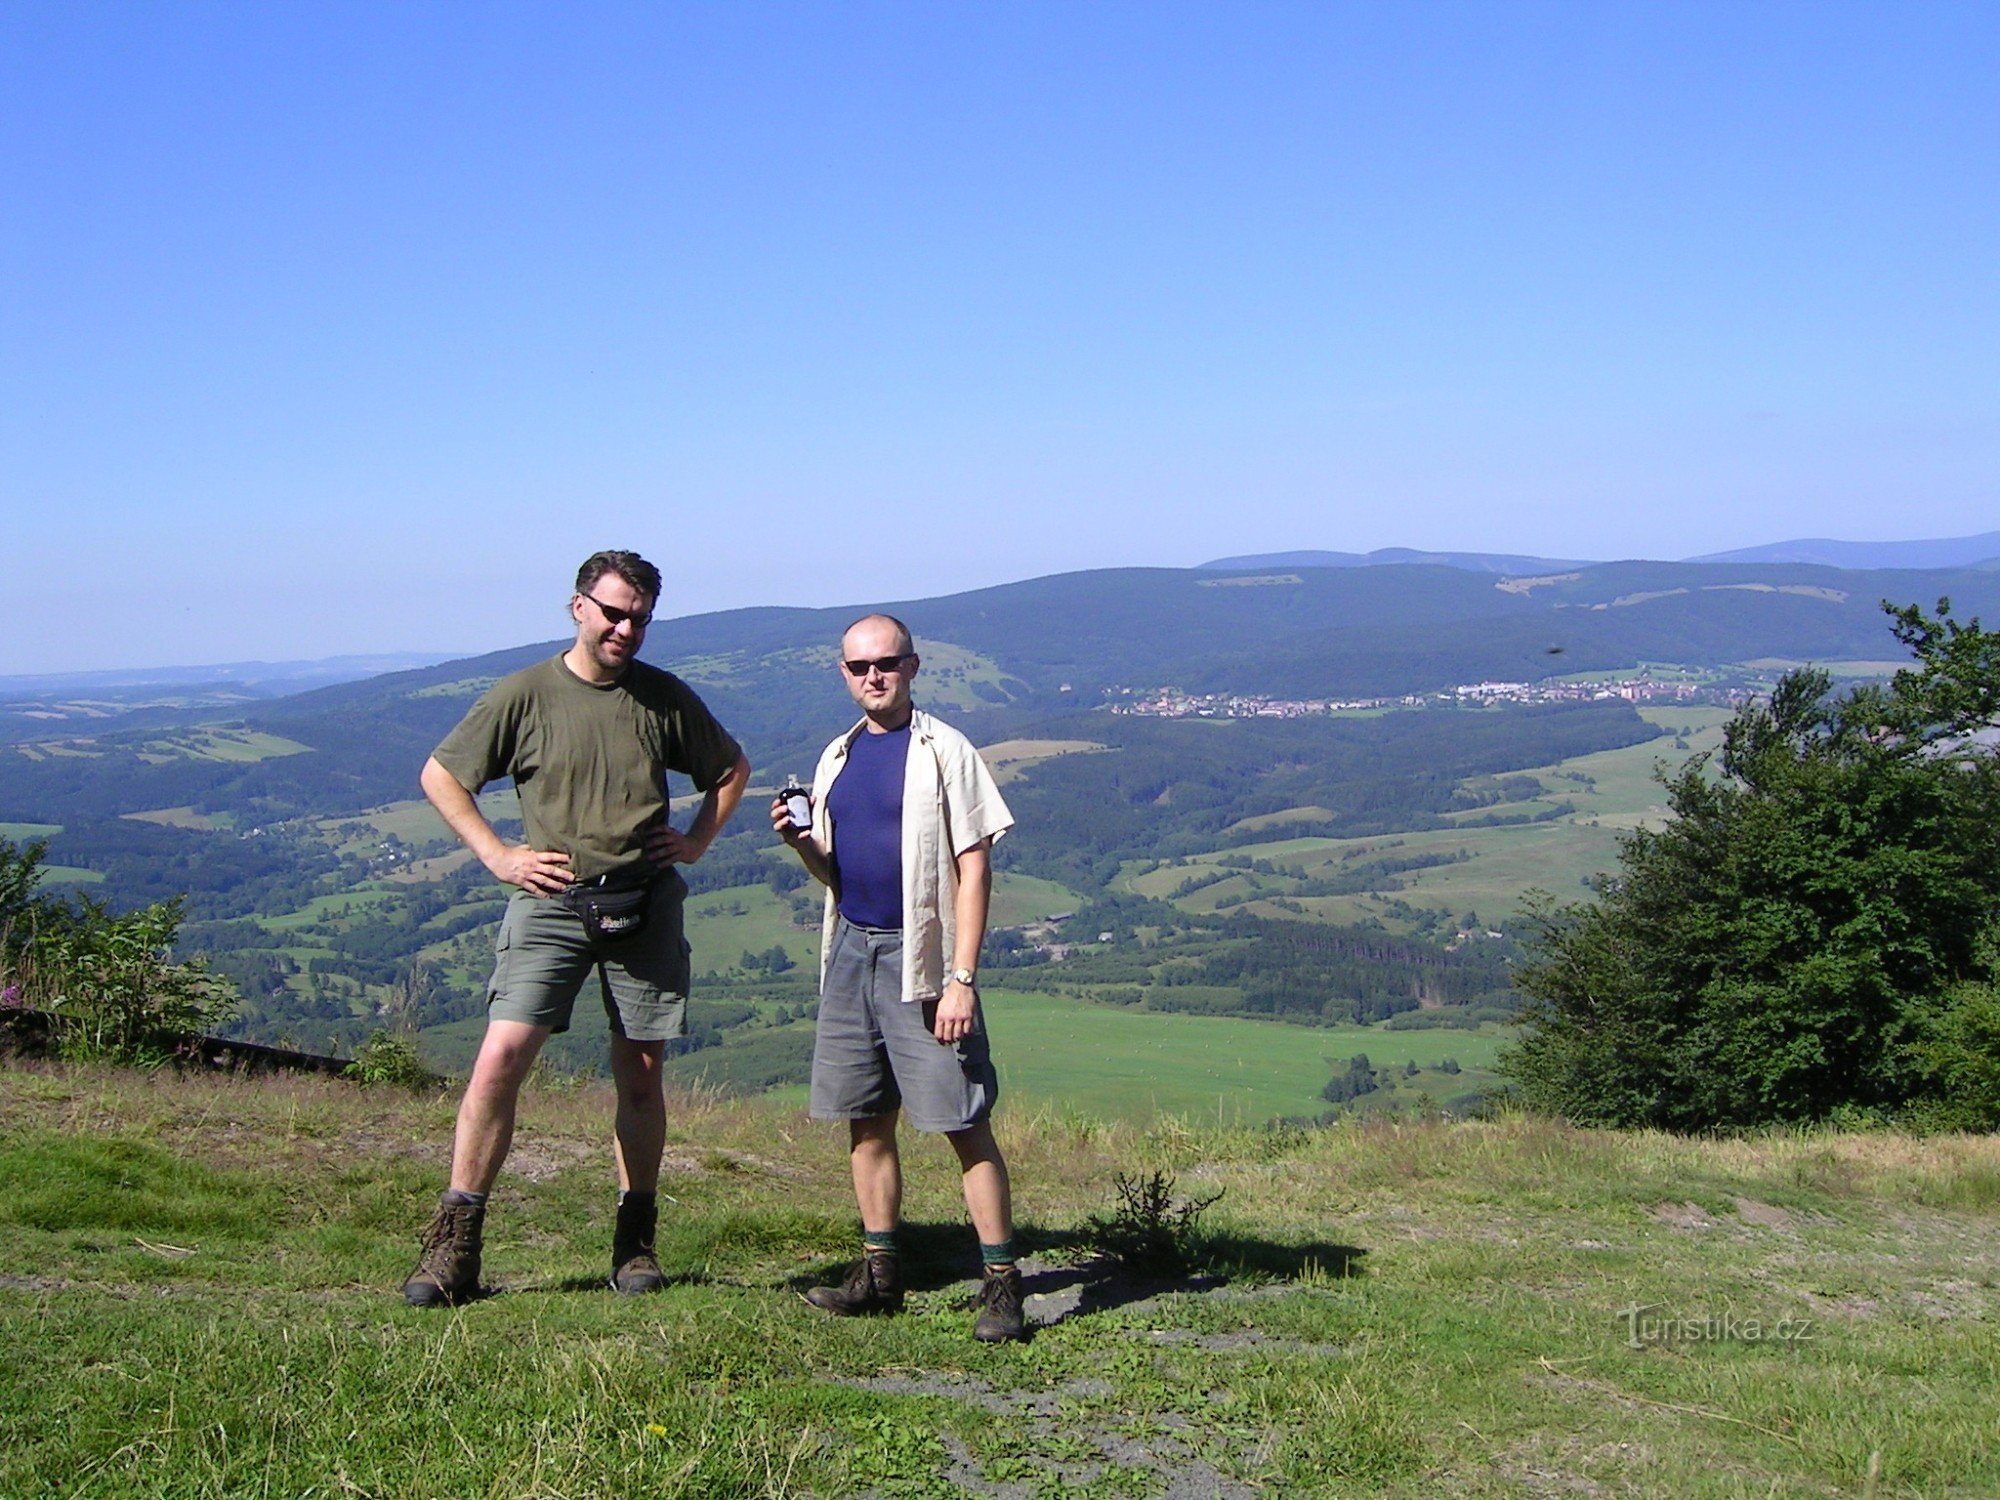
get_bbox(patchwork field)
[1125,707,1734,928]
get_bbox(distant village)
[1106,674,1749,719]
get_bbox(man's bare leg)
[449,1018,550,1194]
[609,1034,669,1193]
[607,1033,670,1293]
[803,1112,907,1316]
[849,1112,902,1232]
[946,1119,1012,1247]
[949,1119,1025,1340]
[407,1017,546,1305]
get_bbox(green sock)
[862,1229,898,1255]
[980,1240,1016,1268]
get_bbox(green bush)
[1502,600,2000,1130]
[343,1030,437,1089]
[1,838,237,1067]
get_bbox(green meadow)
[986,988,1501,1126]
[2,1061,1994,1499]
[1125,706,1734,928]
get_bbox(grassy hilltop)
[3,1061,1996,1499]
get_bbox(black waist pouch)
[560,877,653,942]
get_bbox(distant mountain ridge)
[0,653,458,699]
[1205,532,2000,576]
[1684,533,2000,569]
[1200,547,1593,574]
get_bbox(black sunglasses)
[842,654,912,677]
[582,593,653,629]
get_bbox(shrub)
[1503,600,2000,1129]
[1082,1170,1223,1276]
[344,1030,438,1089]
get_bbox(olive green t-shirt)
[432,655,741,882]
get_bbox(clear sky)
[4,3,1994,674]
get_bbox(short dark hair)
[843,612,915,656]
[575,550,662,603]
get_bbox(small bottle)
[781,776,813,831]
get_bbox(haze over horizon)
[5,4,1995,676]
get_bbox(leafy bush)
[343,1030,437,1089]
[1502,600,2000,1129]
[0,838,237,1067]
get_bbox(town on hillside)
[1105,673,1748,720]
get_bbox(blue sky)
[4,3,1994,674]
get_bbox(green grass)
[258,886,406,931]
[1127,707,1735,928]
[318,789,520,850]
[988,989,1503,1124]
[131,728,313,765]
[686,884,820,972]
[989,871,1084,926]
[2,1063,1995,1498]
[34,865,105,886]
[0,821,63,840]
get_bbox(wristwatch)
[949,967,977,988]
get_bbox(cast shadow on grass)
[548,1268,727,1295]
[1013,1227,1369,1327]
[784,1221,1369,1329]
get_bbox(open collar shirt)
[810,707,1013,1003]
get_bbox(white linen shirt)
[810,708,1014,1004]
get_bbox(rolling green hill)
[7,556,1994,1112]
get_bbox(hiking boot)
[402,1197,484,1307]
[610,1194,664,1296]
[973,1264,1026,1343]
[805,1250,903,1316]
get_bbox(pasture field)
[257,885,406,932]
[686,883,818,973]
[2,1061,1994,1499]
[121,805,229,829]
[318,789,521,848]
[1127,706,1734,927]
[0,821,62,840]
[132,728,312,764]
[986,988,1502,1126]
[979,737,1111,786]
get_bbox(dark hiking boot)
[973,1265,1026,1343]
[403,1197,484,1307]
[805,1250,904,1316]
[610,1194,664,1296]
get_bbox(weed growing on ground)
[1082,1168,1225,1276]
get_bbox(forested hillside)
[7,557,1997,1105]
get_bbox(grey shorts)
[810,918,998,1133]
[484,871,691,1041]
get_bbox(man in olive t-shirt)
[402,549,750,1306]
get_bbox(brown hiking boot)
[402,1197,484,1307]
[610,1194,664,1296]
[973,1265,1026,1343]
[805,1250,904,1316]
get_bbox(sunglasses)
[842,654,912,677]
[582,593,653,629]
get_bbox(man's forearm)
[952,843,992,974]
[421,757,504,865]
[682,752,751,859]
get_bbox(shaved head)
[842,613,914,657]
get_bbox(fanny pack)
[557,869,655,943]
